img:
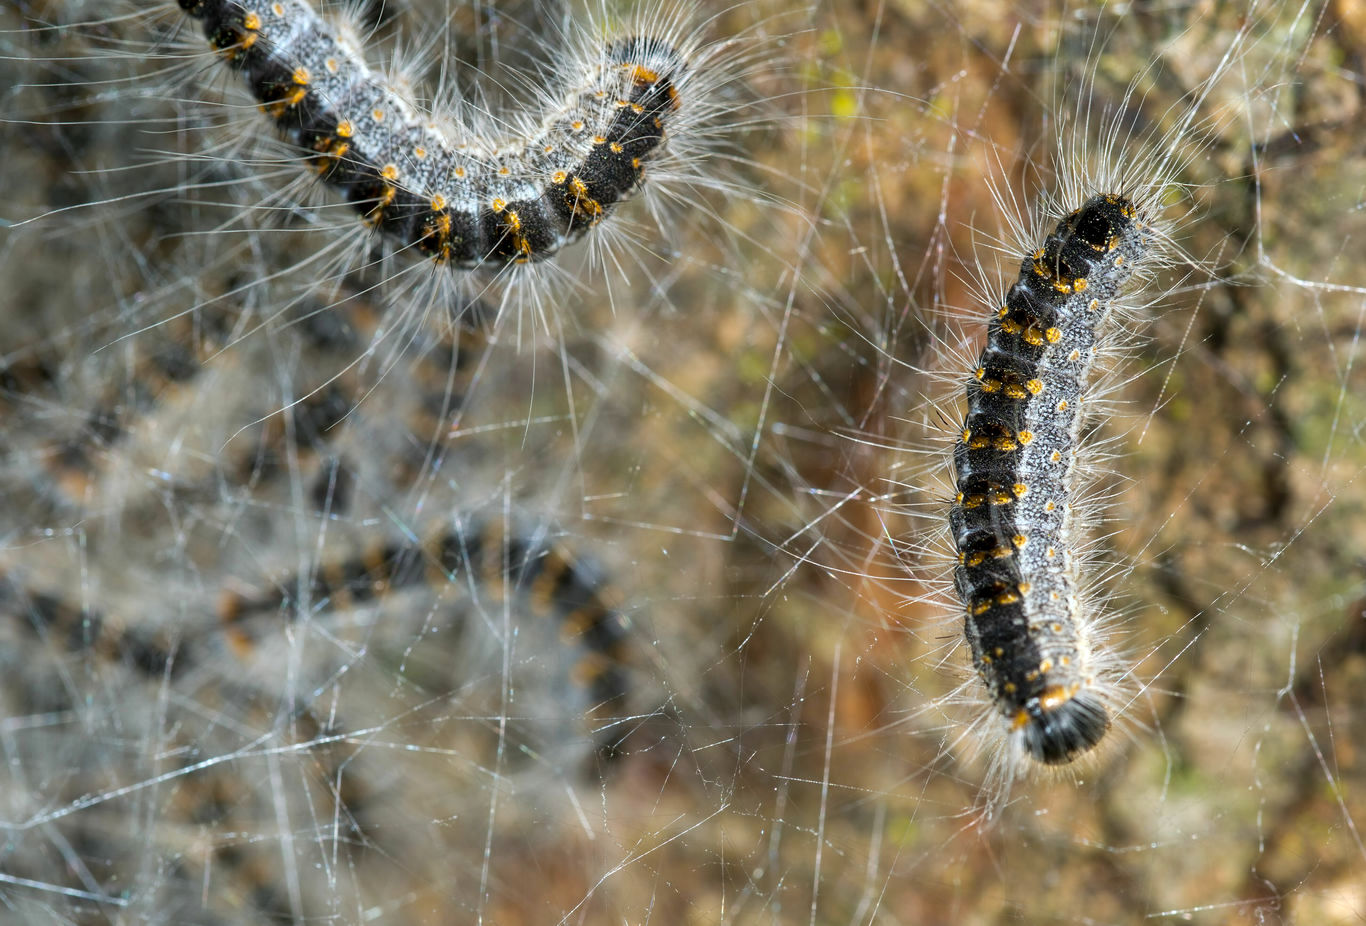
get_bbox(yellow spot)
[292,66,309,85]
[991,545,1012,559]
[430,194,446,211]
[1026,379,1043,395]
[1051,622,1063,633]
[1000,318,1021,335]
[1017,581,1032,595]
[972,600,992,616]
[1038,659,1053,674]
[1023,327,1044,347]
[498,165,511,176]
[552,170,568,184]
[1012,534,1027,548]
[1003,383,1025,399]
[630,64,661,85]
[1044,501,1056,512]
[1057,400,1068,412]
[1018,430,1033,445]
[1115,255,1126,267]
[272,2,284,14]
[593,135,608,145]
[491,198,506,213]
[975,366,986,380]
[1045,327,1062,343]
[565,174,603,221]
[981,379,1001,394]
[1012,483,1028,498]
[1011,708,1031,730]
[961,428,972,443]
[326,57,339,73]
[381,164,399,181]
[1046,546,1056,558]
[995,590,1020,606]
[242,11,261,30]
[453,166,466,179]
[337,120,354,138]
[1038,685,1076,712]
[1050,450,1062,463]
[372,108,385,122]
[993,436,1018,452]
[571,120,586,131]
[1088,298,1100,311]
[997,306,1009,318]
[609,142,624,154]
[413,146,427,159]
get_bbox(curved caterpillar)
[179,0,683,268]
[4,517,629,752]
[219,519,632,752]
[951,193,1151,766]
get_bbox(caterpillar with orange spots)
[2,517,631,758]
[951,193,1151,767]
[179,0,684,267]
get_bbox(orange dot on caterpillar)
[179,0,685,269]
[950,194,1152,767]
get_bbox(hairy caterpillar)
[951,193,1151,765]
[178,0,684,268]
[2,0,790,341]
[218,517,632,754]
[871,1,1300,809]
[0,514,632,917]
[4,517,629,750]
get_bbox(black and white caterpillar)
[5,518,631,756]
[950,193,1152,766]
[177,0,684,267]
